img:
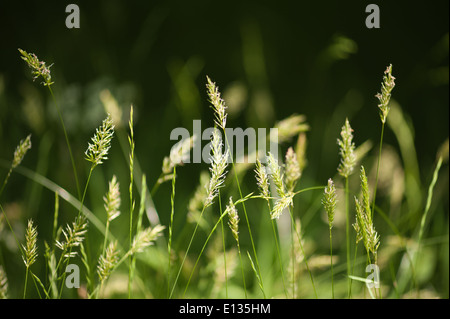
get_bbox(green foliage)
[0,46,448,301]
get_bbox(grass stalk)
[270,216,288,298]
[183,209,228,297]
[288,206,317,298]
[218,191,228,298]
[329,226,334,298]
[345,177,351,298]
[167,166,176,297]
[223,132,264,296]
[128,106,135,299]
[371,122,385,220]
[47,86,81,200]
[169,205,206,298]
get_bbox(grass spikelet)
[285,147,301,192]
[226,197,239,244]
[104,175,121,223]
[0,135,32,197]
[18,48,53,86]
[85,114,115,167]
[271,192,294,220]
[55,215,88,258]
[322,179,337,229]
[97,241,119,285]
[266,152,285,198]
[205,129,229,208]
[130,225,165,255]
[22,219,38,298]
[22,219,38,268]
[206,76,227,130]
[337,118,356,178]
[12,135,32,169]
[255,159,270,199]
[376,64,396,124]
[359,166,371,218]
[102,175,121,259]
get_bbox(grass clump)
[0,52,447,300]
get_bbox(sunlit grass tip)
[18,48,54,86]
[22,219,38,268]
[376,64,396,124]
[206,76,227,130]
[337,118,356,178]
[85,114,115,167]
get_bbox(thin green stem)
[329,226,334,299]
[291,217,295,298]
[237,244,247,298]
[128,113,135,299]
[288,206,317,298]
[169,205,206,298]
[167,166,176,298]
[218,191,228,298]
[350,241,358,296]
[47,86,81,201]
[415,156,443,296]
[0,167,13,199]
[23,268,29,299]
[183,210,228,297]
[223,132,264,296]
[345,177,351,298]
[271,218,288,298]
[151,172,165,196]
[371,122,385,221]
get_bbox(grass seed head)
[85,114,115,167]
[322,178,337,228]
[285,147,301,192]
[266,152,286,198]
[226,197,240,244]
[12,135,32,169]
[97,241,119,283]
[271,192,294,220]
[22,219,38,268]
[205,129,229,208]
[376,64,396,124]
[55,215,88,258]
[104,175,121,222]
[18,48,54,86]
[337,118,356,178]
[206,76,227,130]
[131,225,165,255]
[255,159,270,199]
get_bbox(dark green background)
[1,0,448,178]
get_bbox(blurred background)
[0,0,448,298]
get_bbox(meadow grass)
[0,52,448,299]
